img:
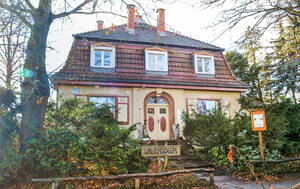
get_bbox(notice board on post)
[251,110,267,131]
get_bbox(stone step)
[167,155,200,161]
[183,164,214,169]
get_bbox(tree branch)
[0,76,6,84]
[24,0,37,14]
[0,3,32,30]
[70,11,127,18]
[52,0,93,19]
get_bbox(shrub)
[208,147,228,167]
[183,108,233,150]
[0,88,20,185]
[183,106,296,173]
[23,98,150,178]
[265,99,300,155]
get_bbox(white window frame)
[145,50,168,72]
[90,46,115,68]
[194,55,215,74]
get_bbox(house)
[52,5,248,140]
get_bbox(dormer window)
[194,55,215,75]
[90,46,115,68]
[145,50,168,72]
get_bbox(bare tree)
[203,0,299,40]
[0,11,28,89]
[0,0,138,152]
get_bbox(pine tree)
[238,27,264,103]
[270,19,300,104]
[225,51,249,83]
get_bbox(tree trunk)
[19,16,52,153]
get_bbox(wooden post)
[209,172,214,185]
[155,141,161,167]
[258,131,264,160]
[135,178,140,189]
[51,182,59,189]
[163,141,168,170]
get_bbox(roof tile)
[74,22,223,51]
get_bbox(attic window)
[145,50,168,72]
[194,55,215,75]
[90,46,115,68]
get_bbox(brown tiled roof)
[52,37,248,90]
[73,22,223,51]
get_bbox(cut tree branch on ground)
[32,168,215,183]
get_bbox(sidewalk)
[196,173,300,189]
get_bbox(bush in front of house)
[183,101,299,174]
[0,97,150,187]
[23,98,150,178]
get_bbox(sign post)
[258,131,264,160]
[251,110,267,160]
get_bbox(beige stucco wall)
[58,85,241,138]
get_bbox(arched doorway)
[144,92,175,140]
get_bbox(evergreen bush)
[183,104,298,173]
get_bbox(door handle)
[158,119,159,124]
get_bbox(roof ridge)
[72,24,127,37]
[73,22,223,51]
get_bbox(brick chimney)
[97,20,104,30]
[127,4,135,34]
[157,8,166,36]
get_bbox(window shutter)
[187,98,197,115]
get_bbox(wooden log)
[251,157,300,163]
[32,168,215,183]
[291,182,300,189]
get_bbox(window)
[90,46,115,68]
[89,96,129,124]
[197,100,217,115]
[145,50,168,72]
[194,55,215,74]
[187,98,218,115]
[146,96,167,104]
[90,96,115,116]
[71,87,80,95]
[90,96,115,107]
